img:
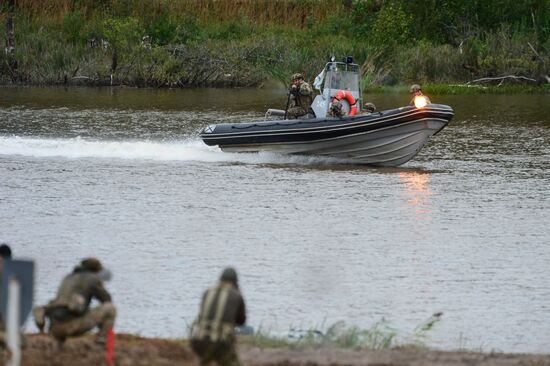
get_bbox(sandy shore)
[5,333,550,366]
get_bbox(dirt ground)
[3,333,550,366]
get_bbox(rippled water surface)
[1,87,549,353]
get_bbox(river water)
[0,86,549,353]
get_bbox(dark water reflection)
[0,87,549,353]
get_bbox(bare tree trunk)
[5,0,17,80]
[110,48,118,86]
[6,0,15,54]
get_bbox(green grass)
[242,316,443,350]
[244,320,397,350]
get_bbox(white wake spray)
[0,135,345,166]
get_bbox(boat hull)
[200,104,453,166]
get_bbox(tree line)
[1,0,548,87]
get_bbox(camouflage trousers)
[191,339,240,366]
[286,106,309,119]
[49,303,116,342]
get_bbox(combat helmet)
[0,243,12,258]
[291,73,304,81]
[364,102,376,113]
[220,267,238,286]
[409,84,422,93]
[81,257,102,272]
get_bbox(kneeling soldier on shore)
[191,267,246,366]
[33,258,116,344]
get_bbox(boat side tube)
[201,104,454,147]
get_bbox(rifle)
[283,88,292,120]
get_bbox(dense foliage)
[1,0,548,88]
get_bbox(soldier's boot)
[1,344,12,364]
[217,344,241,366]
[33,306,46,333]
[54,334,67,350]
[20,333,27,349]
[95,333,107,345]
[0,330,6,349]
[95,303,117,344]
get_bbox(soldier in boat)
[328,100,376,117]
[409,84,431,106]
[287,73,314,119]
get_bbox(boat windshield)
[324,62,360,93]
[311,60,363,116]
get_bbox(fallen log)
[466,75,537,85]
[71,76,96,81]
[449,84,487,89]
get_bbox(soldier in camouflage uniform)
[287,73,314,119]
[364,102,377,113]
[327,100,345,118]
[328,101,376,118]
[33,258,116,344]
[409,84,431,106]
[191,267,246,366]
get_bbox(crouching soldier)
[191,267,246,366]
[33,258,116,344]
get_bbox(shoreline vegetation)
[9,333,550,366]
[1,0,549,94]
[5,317,550,365]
